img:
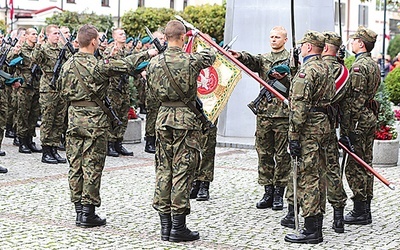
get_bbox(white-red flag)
[184,30,242,123]
[9,0,14,20]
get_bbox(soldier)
[321,31,349,233]
[59,24,157,227]
[230,26,294,210]
[144,30,166,154]
[9,27,42,154]
[284,31,333,244]
[339,26,380,225]
[32,24,68,164]
[141,36,152,50]
[104,28,134,157]
[148,20,216,242]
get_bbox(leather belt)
[309,107,327,114]
[70,100,97,107]
[161,101,194,107]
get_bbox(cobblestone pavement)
[0,128,399,250]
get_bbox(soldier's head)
[350,26,377,53]
[269,26,288,52]
[17,27,26,43]
[297,30,325,57]
[112,28,126,45]
[153,30,166,45]
[322,31,342,55]
[165,20,186,47]
[26,28,38,45]
[77,24,99,52]
[60,26,71,40]
[46,24,60,45]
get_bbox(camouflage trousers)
[134,76,146,108]
[345,125,375,201]
[0,88,7,147]
[145,87,160,137]
[256,116,291,187]
[325,130,347,208]
[66,106,108,206]
[39,92,67,147]
[286,133,328,218]
[5,86,17,129]
[153,128,201,215]
[16,87,40,138]
[108,91,130,142]
[195,124,217,182]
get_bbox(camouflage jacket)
[322,55,349,105]
[147,46,216,130]
[339,52,380,135]
[32,42,66,93]
[289,54,334,140]
[9,42,40,89]
[239,49,293,118]
[103,45,131,94]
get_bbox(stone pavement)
[0,128,399,250]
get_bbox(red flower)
[375,125,395,140]
[394,110,400,121]
[127,107,137,119]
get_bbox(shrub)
[384,67,400,105]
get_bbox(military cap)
[350,26,377,43]
[297,30,325,48]
[126,37,133,44]
[323,31,342,47]
[141,36,151,45]
[268,65,290,75]
[107,38,114,44]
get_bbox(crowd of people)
[0,21,382,245]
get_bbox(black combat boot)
[169,214,200,242]
[41,146,58,164]
[190,180,201,199]
[0,149,5,156]
[159,213,172,241]
[18,137,32,154]
[0,165,8,173]
[27,137,42,153]
[115,140,133,156]
[196,181,210,201]
[256,185,274,209]
[272,186,285,210]
[13,137,20,146]
[284,215,323,244]
[139,104,147,114]
[344,200,370,225]
[5,124,15,138]
[366,198,372,224]
[107,142,119,157]
[80,204,106,227]
[281,204,295,229]
[144,136,156,154]
[332,207,344,233]
[74,202,83,226]
[51,147,67,163]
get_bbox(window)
[102,0,109,7]
[138,0,145,7]
[358,5,368,27]
[183,0,188,10]
[170,0,174,9]
[66,0,75,3]
[334,1,345,26]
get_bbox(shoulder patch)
[299,73,306,78]
[353,67,360,72]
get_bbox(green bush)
[384,67,400,105]
[376,82,395,128]
[344,55,355,69]
[387,34,400,60]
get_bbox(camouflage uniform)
[32,42,67,148]
[60,50,150,206]
[148,46,216,215]
[0,79,6,151]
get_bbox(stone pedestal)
[123,119,142,144]
[372,139,399,167]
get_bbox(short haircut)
[78,24,98,48]
[165,20,186,41]
[271,26,287,38]
[46,24,58,35]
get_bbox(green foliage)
[376,82,395,128]
[384,67,400,105]
[45,10,113,35]
[387,34,400,60]
[344,55,355,69]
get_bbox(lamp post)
[381,0,387,82]
[117,0,121,28]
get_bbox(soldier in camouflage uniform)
[230,26,294,210]
[9,28,42,154]
[148,20,216,242]
[339,26,380,226]
[59,24,157,227]
[32,24,68,164]
[321,31,349,233]
[0,35,9,156]
[284,31,334,244]
[104,28,134,157]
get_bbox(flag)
[185,31,242,123]
[9,0,14,20]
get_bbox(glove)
[339,135,355,153]
[338,45,346,60]
[289,140,301,158]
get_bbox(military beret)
[323,31,342,47]
[136,61,149,71]
[297,30,325,48]
[8,56,23,66]
[107,38,114,44]
[141,36,151,45]
[126,37,133,44]
[268,65,290,75]
[5,77,24,86]
[350,26,377,43]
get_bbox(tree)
[384,67,400,105]
[0,20,6,34]
[45,10,113,35]
[387,34,400,59]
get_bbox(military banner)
[185,30,242,123]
